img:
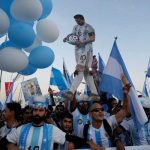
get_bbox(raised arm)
[115,78,131,124]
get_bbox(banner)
[21,77,42,101]
[5,82,13,96]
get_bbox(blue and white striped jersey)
[7,123,66,150]
[121,117,148,145]
[87,115,117,148]
[72,108,91,138]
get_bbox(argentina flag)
[100,39,148,128]
[50,67,68,91]
[63,59,73,88]
[98,53,105,75]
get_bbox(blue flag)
[50,67,68,91]
[146,67,150,77]
[142,81,149,97]
[100,40,148,129]
[98,53,105,75]
[63,59,73,88]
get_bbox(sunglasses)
[91,108,104,112]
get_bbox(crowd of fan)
[0,84,150,150]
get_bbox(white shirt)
[87,115,118,148]
[7,123,66,150]
[72,108,91,137]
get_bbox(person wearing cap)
[51,103,66,129]
[86,83,131,149]
[63,14,98,101]
[4,96,67,150]
[65,94,91,138]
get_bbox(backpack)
[83,119,112,141]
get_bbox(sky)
[0,0,150,102]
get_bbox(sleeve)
[6,127,21,144]
[87,24,95,34]
[53,126,66,145]
[120,119,131,131]
[106,115,118,130]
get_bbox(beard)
[32,115,45,125]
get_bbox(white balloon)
[0,9,10,35]
[10,0,42,21]
[24,36,42,53]
[0,47,28,72]
[36,18,59,43]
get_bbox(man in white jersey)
[4,96,87,150]
[120,97,150,145]
[86,83,131,149]
[72,94,91,138]
[6,96,67,150]
[63,14,98,101]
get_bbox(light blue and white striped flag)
[142,80,149,98]
[146,67,150,77]
[50,67,68,91]
[63,59,73,88]
[98,53,105,75]
[100,40,148,129]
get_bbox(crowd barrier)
[76,145,150,150]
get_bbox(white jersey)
[121,118,148,145]
[72,23,95,52]
[0,125,13,140]
[87,115,117,148]
[72,108,91,138]
[7,123,66,150]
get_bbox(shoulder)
[85,23,94,30]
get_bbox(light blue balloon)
[29,46,55,68]
[8,22,36,48]
[0,41,22,50]
[18,63,37,75]
[39,0,52,19]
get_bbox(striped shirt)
[7,123,66,150]
[72,108,91,138]
[121,118,148,145]
[87,115,117,148]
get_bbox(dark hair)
[74,14,84,20]
[48,105,53,111]
[62,112,73,120]
[6,102,22,121]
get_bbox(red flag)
[5,82,13,96]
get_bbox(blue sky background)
[0,0,150,101]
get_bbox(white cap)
[76,94,89,102]
[33,95,48,108]
[140,97,150,109]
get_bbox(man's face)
[61,117,72,133]
[23,108,32,123]
[4,107,13,122]
[75,18,85,26]
[90,103,104,122]
[32,107,46,125]
[78,101,89,115]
